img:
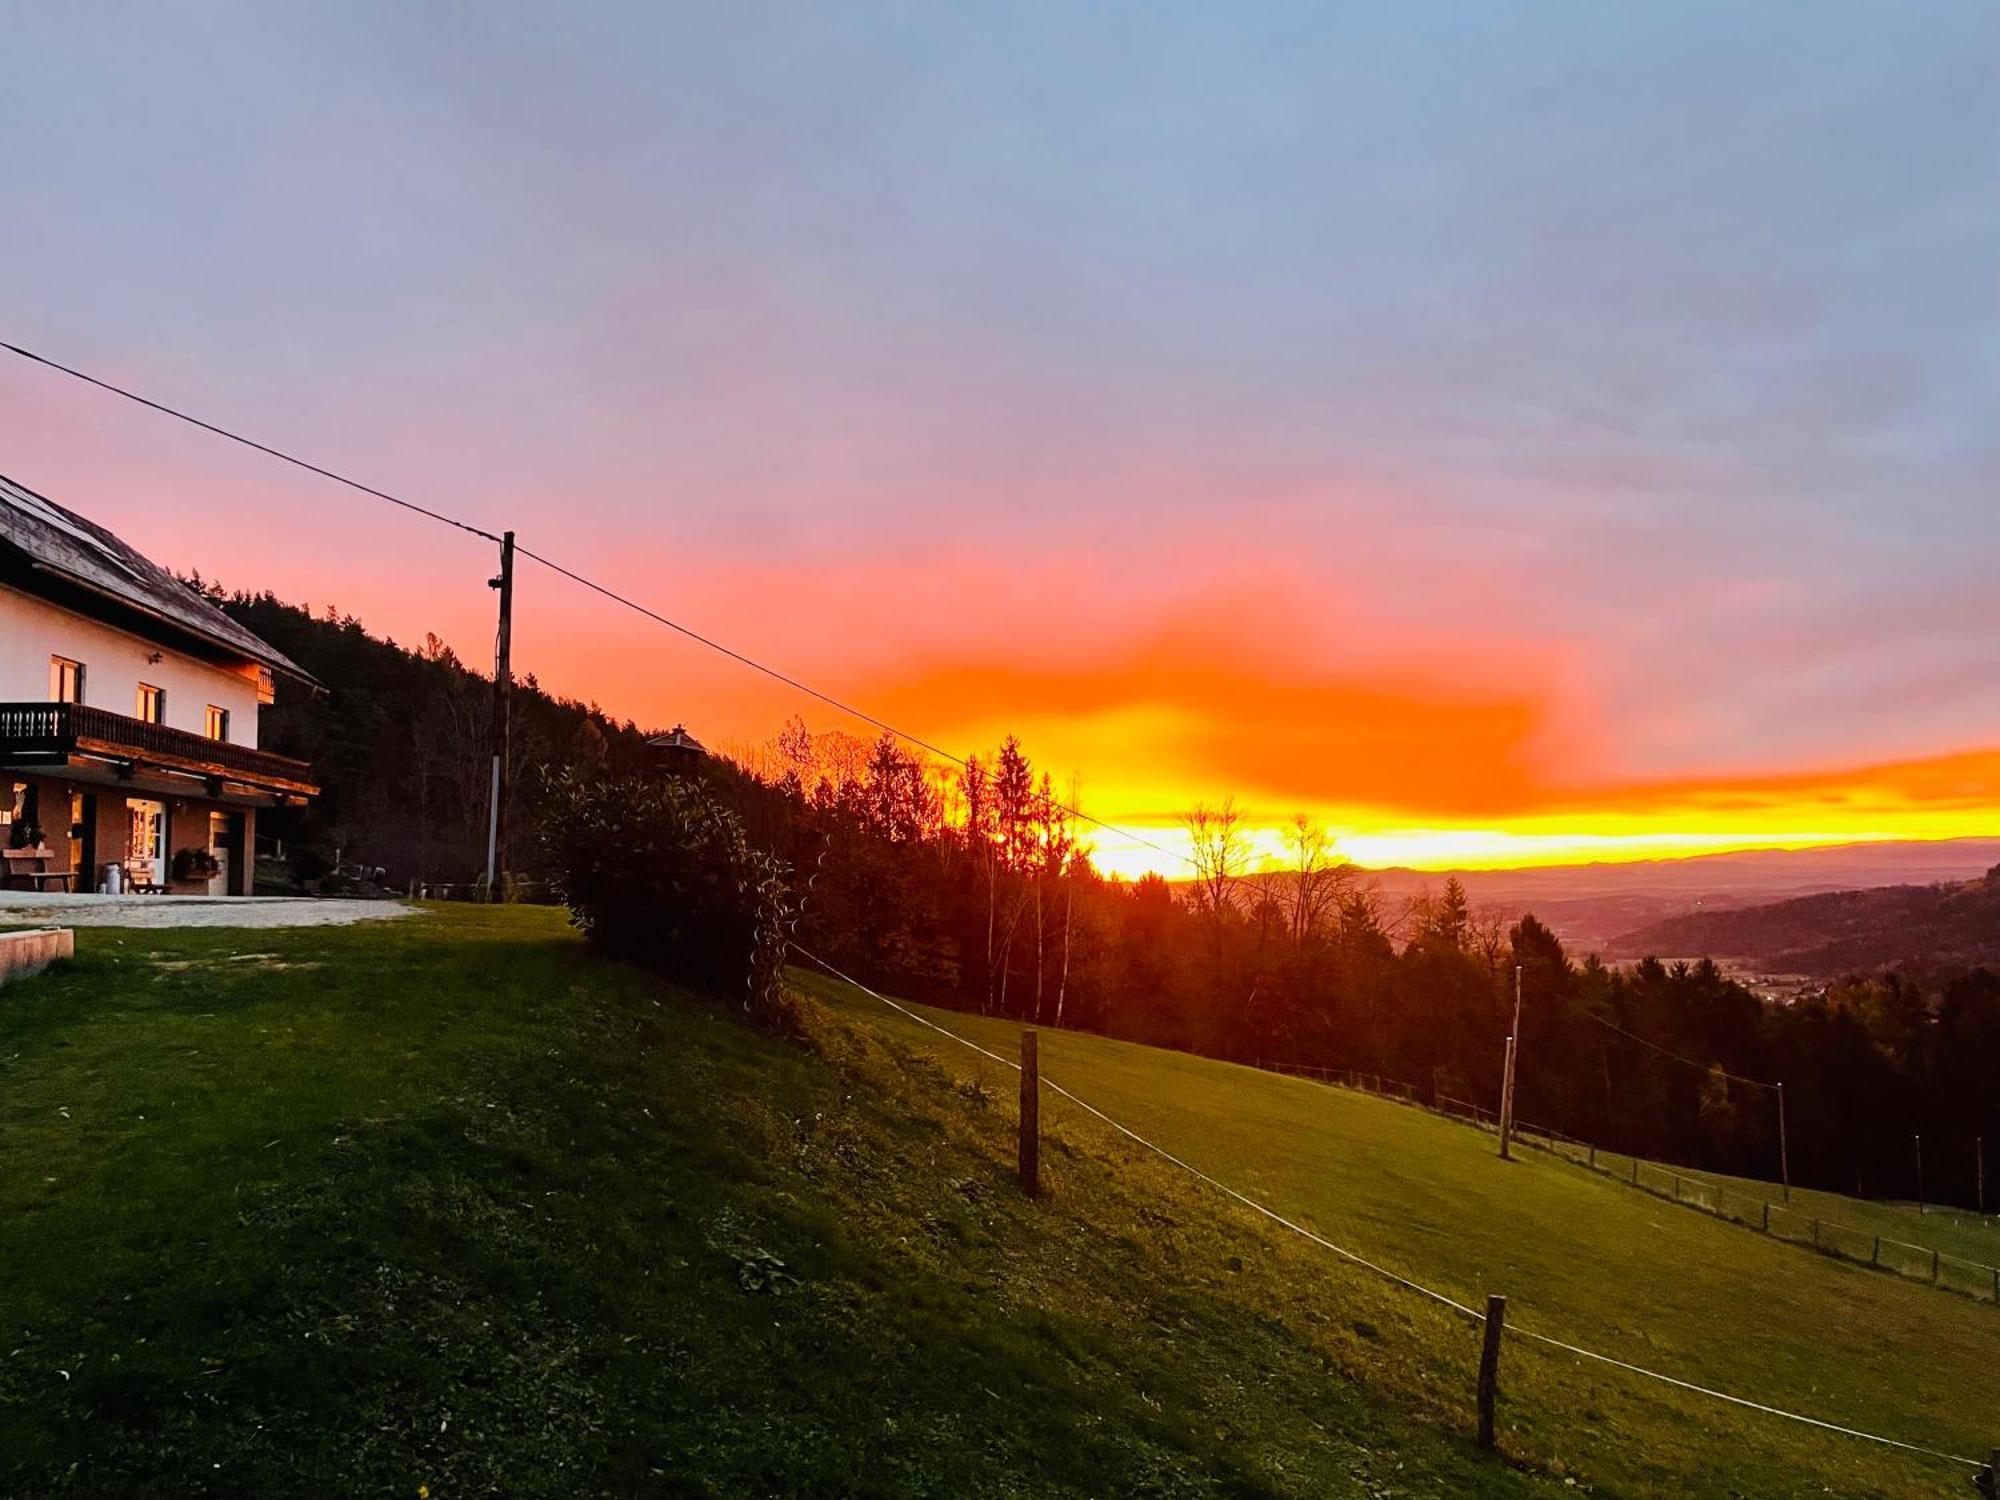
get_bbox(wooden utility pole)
[483,530,515,900]
[1914,1133,1926,1215]
[1018,1030,1040,1196]
[1775,1081,1791,1204]
[1476,1294,1507,1449]
[1497,965,1522,1161]
[1978,1135,1985,1216]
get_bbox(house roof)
[0,472,313,683]
[646,724,707,754]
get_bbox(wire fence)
[799,957,1987,1485]
[1524,1132,2000,1305]
[410,878,560,904]
[1300,1073,2000,1307]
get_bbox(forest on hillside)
[1612,874,2000,982]
[208,585,664,884]
[212,584,2000,1212]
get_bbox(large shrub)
[538,770,795,1026]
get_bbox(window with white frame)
[136,683,164,723]
[204,705,230,742]
[49,656,84,704]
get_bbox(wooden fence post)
[1018,1030,1039,1198]
[1932,1249,1941,1284]
[1477,1295,1507,1450]
[1810,1219,1820,1249]
[1871,1236,1880,1265]
[1631,1158,1640,1185]
[1761,1203,1770,1233]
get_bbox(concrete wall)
[0,927,74,987]
[0,583,263,747]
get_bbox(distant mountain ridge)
[1606,865,2000,981]
[1346,838,2000,953]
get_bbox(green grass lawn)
[793,971,2000,1499]
[0,905,1580,1498]
[3,908,1991,1497]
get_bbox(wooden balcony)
[0,702,317,797]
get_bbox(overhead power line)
[1511,967,1781,1092]
[1,335,1193,871]
[512,543,1193,869]
[1579,1007,1780,1091]
[515,543,968,766]
[0,339,503,543]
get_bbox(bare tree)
[1469,909,1510,976]
[1053,774,1088,1028]
[1283,813,1352,945]
[773,715,814,795]
[960,755,997,1012]
[1029,772,1081,1025]
[991,738,1036,1016]
[1181,796,1247,917]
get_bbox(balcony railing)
[0,702,316,793]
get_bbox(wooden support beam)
[1477,1294,1507,1450]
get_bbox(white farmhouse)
[0,473,316,894]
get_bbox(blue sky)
[2,2,1995,860]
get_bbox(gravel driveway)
[0,892,415,928]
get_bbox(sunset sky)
[3,4,1995,877]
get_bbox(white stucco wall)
[0,583,263,747]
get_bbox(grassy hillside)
[795,972,1998,1498]
[1,907,1990,1496]
[0,906,1563,1498]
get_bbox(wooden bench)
[2,848,73,893]
[125,861,166,895]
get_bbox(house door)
[207,811,231,897]
[128,799,166,886]
[71,789,95,892]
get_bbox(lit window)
[136,684,164,723]
[49,657,84,704]
[204,705,230,742]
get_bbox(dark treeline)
[209,585,662,884]
[210,588,2000,1210]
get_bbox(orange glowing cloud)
[496,547,2000,877]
